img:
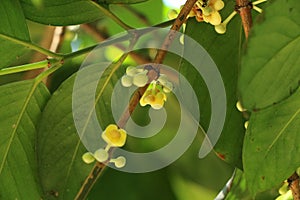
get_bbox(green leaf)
[238,0,300,110]
[181,1,245,168]
[38,57,123,199]
[98,0,148,4]
[37,74,93,200]
[224,169,280,199]
[243,89,300,194]
[0,0,30,68]
[20,0,104,25]
[0,80,50,199]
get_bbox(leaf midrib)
[265,108,300,156]
[0,82,37,175]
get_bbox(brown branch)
[118,0,197,128]
[153,0,197,65]
[74,162,106,200]
[235,0,252,39]
[288,172,300,200]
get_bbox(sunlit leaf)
[243,89,300,194]
[0,80,49,199]
[238,0,300,110]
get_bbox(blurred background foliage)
[1,0,297,199]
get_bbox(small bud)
[215,23,226,34]
[278,182,289,195]
[126,66,138,76]
[82,152,95,164]
[94,148,109,162]
[111,156,126,168]
[236,101,247,112]
[133,72,148,87]
[244,121,249,129]
[121,75,133,87]
[167,9,178,19]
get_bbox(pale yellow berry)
[94,148,109,162]
[111,156,126,168]
[121,75,133,87]
[82,152,95,164]
[133,72,148,87]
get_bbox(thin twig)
[235,0,252,39]
[0,33,63,59]
[81,23,151,64]
[118,0,197,128]
[90,0,133,30]
[74,162,106,200]
[288,172,300,200]
[0,59,57,76]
